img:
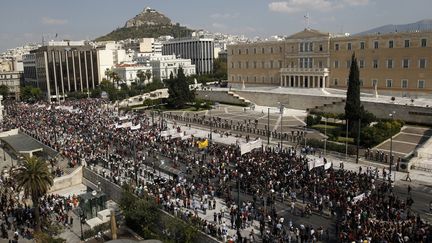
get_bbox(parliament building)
[227,29,432,97]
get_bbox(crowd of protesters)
[2,99,432,242]
[0,167,79,241]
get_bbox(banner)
[161,129,177,137]
[130,124,141,130]
[324,162,332,170]
[119,115,129,121]
[353,193,366,203]
[240,138,262,155]
[198,139,208,149]
[115,121,133,129]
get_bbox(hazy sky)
[1,0,431,52]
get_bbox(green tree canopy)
[344,53,364,132]
[166,68,195,109]
[0,84,9,98]
[15,156,54,232]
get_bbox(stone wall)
[232,90,343,109]
[196,90,248,106]
[49,166,83,192]
[312,100,432,125]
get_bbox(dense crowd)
[2,99,432,242]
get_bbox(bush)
[306,115,322,127]
[360,119,403,147]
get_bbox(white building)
[96,42,133,82]
[147,54,195,80]
[113,63,153,86]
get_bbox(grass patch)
[336,136,354,143]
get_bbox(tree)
[166,68,195,109]
[15,156,54,232]
[213,58,227,80]
[145,70,152,83]
[0,85,9,98]
[344,53,364,135]
[136,70,146,86]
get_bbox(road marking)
[391,140,419,146]
[293,116,306,126]
[400,132,431,138]
[181,111,186,117]
[224,107,228,114]
[273,116,281,131]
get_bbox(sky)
[1,0,431,52]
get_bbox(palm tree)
[15,156,54,232]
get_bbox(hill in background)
[355,19,432,36]
[96,7,194,41]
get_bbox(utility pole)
[267,108,270,146]
[345,119,349,161]
[356,118,361,163]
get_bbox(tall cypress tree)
[345,53,363,130]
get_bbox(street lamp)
[389,111,396,183]
[279,103,284,150]
[267,108,270,146]
[236,173,243,242]
[324,116,327,157]
[205,95,212,143]
[77,207,85,241]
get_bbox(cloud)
[343,0,369,5]
[41,17,68,25]
[212,22,227,29]
[210,13,240,19]
[269,0,368,13]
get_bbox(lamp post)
[267,108,270,146]
[389,111,396,183]
[324,116,327,156]
[236,173,243,242]
[345,119,349,161]
[78,207,84,241]
[205,95,212,143]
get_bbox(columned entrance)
[279,68,329,89]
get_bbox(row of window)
[231,60,284,69]
[335,38,427,51]
[233,46,284,55]
[334,58,427,69]
[333,78,426,89]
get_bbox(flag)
[198,139,208,149]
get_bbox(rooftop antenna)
[304,13,310,30]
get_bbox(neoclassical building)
[228,28,432,96]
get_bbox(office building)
[162,38,214,74]
[23,41,100,100]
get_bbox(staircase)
[308,98,346,113]
[227,91,253,106]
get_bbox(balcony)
[280,67,329,73]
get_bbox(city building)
[228,28,432,96]
[0,71,22,99]
[113,63,153,86]
[139,38,162,54]
[23,41,100,101]
[162,37,214,74]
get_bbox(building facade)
[0,71,22,99]
[23,41,100,100]
[228,29,432,96]
[162,38,214,74]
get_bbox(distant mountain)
[96,7,194,41]
[355,19,432,36]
